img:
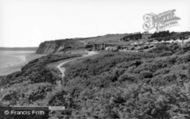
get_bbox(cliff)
[36,34,128,54]
[36,39,85,54]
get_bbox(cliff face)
[36,33,129,54]
[36,39,85,54]
[36,41,56,54]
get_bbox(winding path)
[56,51,98,85]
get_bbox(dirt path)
[56,51,98,85]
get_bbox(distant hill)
[0,47,38,51]
[2,43,190,118]
[36,31,190,54]
[36,33,129,54]
[79,33,128,43]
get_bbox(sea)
[0,50,35,69]
[0,50,42,76]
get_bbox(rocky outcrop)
[36,39,85,54]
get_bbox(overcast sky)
[0,0,190,47]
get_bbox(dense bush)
[1,42,190,118]
[0,53,81,106]
[151,31,190,41]
[41,50,190,118]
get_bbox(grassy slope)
[48,43,190,119]
[79,33,128,44]
[1,42,190,118]
[0,53,81,106]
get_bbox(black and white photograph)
[0,0,190,118]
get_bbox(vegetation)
[1,37,190,118]
[48,42,190,118]
[0,53,81,106]
[151,31,190,41]
[121,33,142,41]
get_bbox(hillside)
[79,33,128,43]
[36,31,190,54]
[36,39,85,54]
[1,31,190,118]
[1,42,190,118]
[36,33,128,54]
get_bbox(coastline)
[0,53,45,76]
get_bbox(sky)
[0,0,190,47]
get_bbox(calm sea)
[0,50,35,68]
